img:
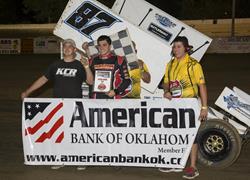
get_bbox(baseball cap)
[62,39,76,48]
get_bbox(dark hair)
[97,35,112,45]
[172,36,193,51]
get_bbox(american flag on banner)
[23,100,64,144]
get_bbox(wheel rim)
[198,128,232,162]
[206,135,224,153]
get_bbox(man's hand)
[82,42,89,51]
[199,109,208,121]
[163,91,172,100]
[20,76,48,101]
[21,91,29,100]
[138,60,144,69]
[81,42,92,60]
[105,90,116,98]
[80,55,89,68]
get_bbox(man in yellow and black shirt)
[161,36,208,179]
[127,42,151,98]
[164,53,205,98]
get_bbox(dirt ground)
[0,53,249,180]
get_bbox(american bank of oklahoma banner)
[53,0,172,93]
[22,98,200,168]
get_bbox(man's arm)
[84,66,94,85]
[138,60,151,83]
[162,82,170,92]
[193,62,208,121]
[199,83,208,120]
[162,82,172,100]
[81,42,94,85]
[162,63,172,100]
[21,76,48,100]
[106,57,131,97]
[80,55,94,85]
[199,84,207,107]
[142,71,151,84]
[114,57,131,95]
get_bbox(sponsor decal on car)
[155,14,176,28]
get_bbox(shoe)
[159,168,183,173]
[51,165,64,170]
[182,167,199,179]
[77,166,87,171]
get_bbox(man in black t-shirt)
[82,35,131,99]
[21,39,94,99]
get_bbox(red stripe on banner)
[55,132,64,143]
[25,103,63,136]
[35,116,64,143]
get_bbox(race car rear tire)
[197,119,242,169]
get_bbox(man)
[21,39,93,170]
[21,39,93,100]
[161,36,208,179]
[127,41,151,99]
[82,35,131,99]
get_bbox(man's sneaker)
[182,167,199,179]
[51,165,64,170]
[159,168,183,173]
[77,166,87,171]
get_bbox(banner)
[112,0,212,61]
[34,37,60,54]
[54,0,172,93]
[22,98,200,168]
[0,38,21,54]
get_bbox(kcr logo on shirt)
[64,1,121,40]
[56,68,77,77]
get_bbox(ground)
[0,53,249,180]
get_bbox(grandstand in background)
[0,18,249,38]
[0,18,249,54]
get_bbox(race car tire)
[197,119,242,169]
